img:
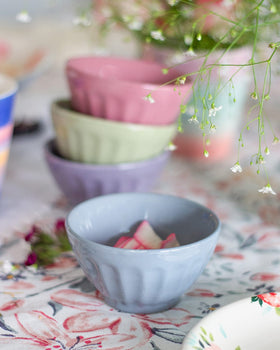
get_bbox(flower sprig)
[24,219,72,267]
[93,0,280,193]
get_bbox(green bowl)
[51,99,177,164]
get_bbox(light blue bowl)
[66,193,220,314]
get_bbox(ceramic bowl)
[66,56,192,125]
[51,99,177,164]
[66,193,220,314]
[0,74,18,127]
[0,74,17,191]
[45,140,170,205]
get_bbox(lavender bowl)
[66,56,192,125]
[45,139,170,205]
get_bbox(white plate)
[182,293,280,350]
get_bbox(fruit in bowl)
[66,192,221,313]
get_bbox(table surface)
[0,48,280,350]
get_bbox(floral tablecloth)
[0,143,280,349]
[0,62,280,349]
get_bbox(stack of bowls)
[46,56,192,205]
[0,74,17,196]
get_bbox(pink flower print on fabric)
[205,344,222,350]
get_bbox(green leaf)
[57,235,72,252]
[201,334,210,346]
[251,296,259,303]
[36,232,55,245]
[200,327,207,335]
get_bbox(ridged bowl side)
[66,56,192,125]
[67,223,219,314]
[45,140,170,205]
[51,100,177,164]
[66,193,221,313]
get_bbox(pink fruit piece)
[160,233,180,249]
[114,236,130,248]
[121,237,143,249]
[133,220,162,249]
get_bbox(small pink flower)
[24,252,37,266]
[54,218,66,236]
[24,225,37,242]
[257,293,280,308]
[251,273,280,282]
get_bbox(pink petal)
[50,289,105,311]
[15,311,74,346]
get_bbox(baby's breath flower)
[256,155,265,164]
[73,15,92,27]
[230,161,242,173]
[0,260,15,274]
[127,19,143,30]
[258,184,276,195]
[144,93,155,103]
[223,0,236,8]
[151,30,165,41]
[166,142,177,151]
[209,124,216,133]
[185,48,196,57]
[204,150,209,158]
[188,115,199,124]
[16,10,32,23]
[209,105,222,117]
[184,34,192,46]
[264,147,270,155]
[178,76,186,85]
[167,0,179,5]
[272,136,279,144]
[250,92,258,100]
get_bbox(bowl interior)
[67,56,182,86]
[67,193,220,248]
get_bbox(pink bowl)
[66,56,192,125]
